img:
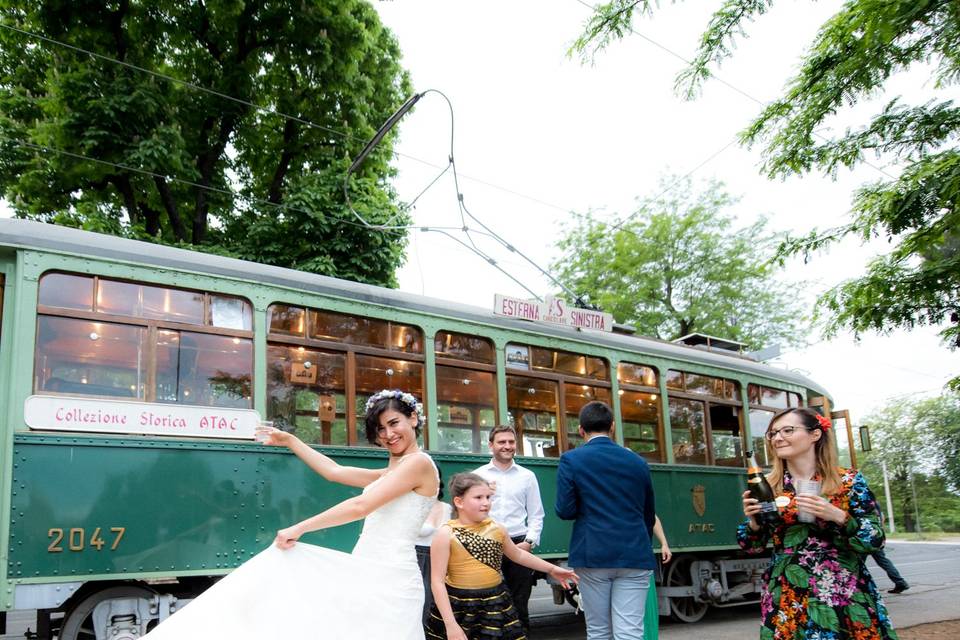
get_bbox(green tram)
[0,219,862,637]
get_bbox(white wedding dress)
[144,453,437,639]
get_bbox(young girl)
[426,473,577,640]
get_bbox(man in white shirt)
[475,425,545,634]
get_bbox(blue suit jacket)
[555,436,657,569]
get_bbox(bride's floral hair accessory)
[814,413,832,431]
[363,389,425,445]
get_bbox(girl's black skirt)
[425,582,526,639]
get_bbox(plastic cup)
[795,478,821,523]
[254,420,274,443]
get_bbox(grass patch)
[887,531,960,541]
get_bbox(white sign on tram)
[24,395,261,440]
[493,294,614,332]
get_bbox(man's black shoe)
[888,584,909,594]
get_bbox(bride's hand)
[256,426,292,447]
[274,525,303,550]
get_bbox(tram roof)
[0,219,830,397]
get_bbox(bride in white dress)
[144,390,439,639]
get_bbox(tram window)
[522,345,609,381]
[748,384,761,404]
[38,273,94,311]
[266,345,347,445]
[668,398,708,465]
[506,376,559,457]
[617,363,657,387]
[620,390,663,462]
[309,309,423,354]
[761,386,789,409]
[435,365,496,453]
[355,354,424,445]
[788,391,803,407]
[434,331,494,364]
[268,304,306,336]
[35,316,146,399]
[710,405,744,467]
[98,280,205,324]
[665,370,684,391]
[564,383,612,450]
[210,295,253,330]
[749,409,775,466]
[155,330,252,408]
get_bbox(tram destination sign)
[24,395,261,439]
[494,294,614,332]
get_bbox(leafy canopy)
[551,176,806,350]
[0,0,412,286]
[572,0,960,387]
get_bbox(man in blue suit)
[555,401,656,640]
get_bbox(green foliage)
[0,0,412,286]
[572,0,960,387]
[551,176,806,350]
[858,392,960,532]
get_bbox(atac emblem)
[691,484,706,517]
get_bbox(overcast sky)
[373,0,958,422]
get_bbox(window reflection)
[156,331,252,408]
[620,390,662,462]
[669,398,707,465]
[266,345,347,445]
[38,273,93,311]
[710,404,744,467]
[35,316,145,398]
[308,309,423,354]
[434,331,495,364]
[749,409,775,466]
[564,384,611,451]
[435,366,496,453]
[506,376,559,457]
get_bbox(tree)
[572,1,960,386]
[859,392,960,532]
[0,0,412,286]
[551,176,805,349]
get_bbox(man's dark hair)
[579,401,614,433]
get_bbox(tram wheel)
[59,585,156,640]
[665,556,709,623]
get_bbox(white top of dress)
[352,451,438,565]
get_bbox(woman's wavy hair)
[363,393,422,445]
[765,407,842,496]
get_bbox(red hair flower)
[815,414,832,430]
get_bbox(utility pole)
[881,460,896,533]
[909,468,922,537]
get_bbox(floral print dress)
[737,468,899,640]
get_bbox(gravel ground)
[898,620,960,640]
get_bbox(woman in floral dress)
[738,407,899,640]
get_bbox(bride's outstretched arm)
[257,426,384,488]
[275,454,436,548]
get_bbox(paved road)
[527,540,960,640]
[4,541,958,639]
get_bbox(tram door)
[830,409,857,468]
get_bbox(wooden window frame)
[267,304,426,448]
[34,275,255,406]
[665,369,743,466]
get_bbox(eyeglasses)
[765,425,811,441]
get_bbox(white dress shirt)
[475,460,545,545]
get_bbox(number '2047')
[48,527,126,552]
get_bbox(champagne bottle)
[745,451,781,527]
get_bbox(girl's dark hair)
[448,472,490,518]
[363,393,422,445]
